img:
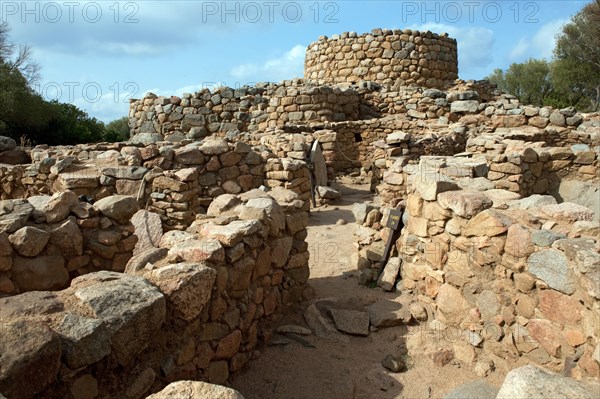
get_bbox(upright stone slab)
[310,140,328,187]
[131,210,163,254]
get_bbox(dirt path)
[231,184,505,399]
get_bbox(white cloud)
[509,38,529,60]
[409,23,495,72]
[81,41,178,57]
[72,90,131,123]
[230,44,306,82]
[508,19,567,62]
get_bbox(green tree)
[505,59,552,106]
[486,68,507,92]
[552,1,600,111]
[103,116,130,142]
[44,102,105,145]
[485,59,552,106]
[0,62,52,139]
[0,21,107,145]
[486,2,600,111]
[0,22,48,139]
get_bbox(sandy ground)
[231,184,506,399]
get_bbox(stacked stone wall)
[0,193,138,296]
[0,188,310,398]
[304,29,458,88]
[396,171,599,379]
[353,164,599,379]
[1,138,312,230]
[128,82,360,141]
[485,145,598,195]
[378,144,599,207]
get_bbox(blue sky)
[1,0,588,122]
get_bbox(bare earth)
[231,183,506,399]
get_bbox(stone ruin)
[0,27,599,398]
[0,137,311,398]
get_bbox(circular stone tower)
[304,28,458,88]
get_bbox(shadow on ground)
[230,272,410,399]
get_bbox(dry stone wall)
[1,138,313,230]
[353,160,600,380]
[0,188,310,398]
[124,73,598,185]
[0,193,138,296]
[304,29,458,88]
[378,143,599,206]
[247,127,361,179]
[128,81,360,141]
[397,169,599,379]
[484,144,598,196]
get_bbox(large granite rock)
[146,380,244,399]
[125,247,169,273]
[146,262,217,321]
[0,291,64,320]
[0,320,62,399]
[541,202,595,222]
[451,100,479,113]
[0,136,17,151]
[496,365,596,399]
[56,169,100,189]
[0,200,34,233]
[368,299,412,327]
[353,203,376,224]
[167,239,225,263]
[93,195,139,223]
[330,308,370,336]
[436,284,470,325]
[438,190,493,217]
[43,191,78,224]
[49,218,84,258]
[555,180,599,222]
[0,149,31,164]
[101,166,148,180]
[386,131,411,145]
[199,138,230,155]
[464,209,513,237]
[198,220,263,247]
[207,194,242,216]
[509,194,557,210]
[246,197,286,232]
[53,313,112,369]
[483,189,521,208]
[411,173,459,201]
[70,271,166,365]
[8,226,50,257]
